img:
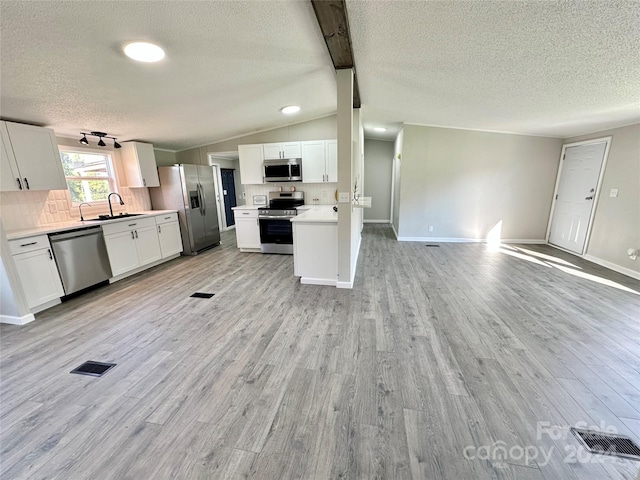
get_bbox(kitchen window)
[59,149,117,205]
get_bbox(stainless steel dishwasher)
[49,226,112,296]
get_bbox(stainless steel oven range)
[259,191,304,254]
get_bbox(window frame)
[59,147,118,206]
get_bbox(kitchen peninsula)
[291,205,338,286]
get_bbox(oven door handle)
[259,215,295,220]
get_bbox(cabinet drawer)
[155,212,178,225]
[235,209,259,219]
[9,235,51,255]
[101,216,156,235]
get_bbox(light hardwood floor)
[1,225,639,479]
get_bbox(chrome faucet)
[108,193,125,217]
[78,202,92,221]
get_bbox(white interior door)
[210,164,226,231]
[548,141,607,254]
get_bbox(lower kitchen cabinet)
[102,217,162,277]
[234,208,261,251]
[156,214,183,258]
[10,237,64,309]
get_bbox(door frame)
[545,136,612,256]
[209,163,229,231]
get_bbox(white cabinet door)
[263,143,283,160]
[13,248,64,308]
[157,221,183,258]
[2,121,67,191]
[235,217,261,249]
[238,144,264,184]
[0,123,20,192]
[282,142,301,158]
[326,140,338,183]
[121,142,160,187]
[104,231,139,276]
[301,141,326,183]
[135,225,162,266]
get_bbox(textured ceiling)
[351,0,640,140]
[0,0,336,150]
[1,1,639,151]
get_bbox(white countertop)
[5,210,178,240]
[291,205,338,224]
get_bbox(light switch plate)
[609,188,619,198]
[338,192,350,203]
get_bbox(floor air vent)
[571,428,640,461]
[191,292,215,299]
[70,361,116,377]
[424,244,440,247]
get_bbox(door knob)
[585,196,594,200]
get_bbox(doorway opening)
[209,152,241,232]
[546,137,611,255]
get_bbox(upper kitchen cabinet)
[238,144,264,184]
[0,121,67,192]
[301,140,337,183]
[263,142,301,160]
[121,141,160,187]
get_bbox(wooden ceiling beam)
[310,0,361,108]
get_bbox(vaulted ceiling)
[1,1,638,151]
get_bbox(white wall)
[564,124,640,276]
[363,139,394,222]
[154,149,177,166]
[397,125,562,241]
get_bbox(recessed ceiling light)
[281,105,301,115]
[123,42,165,63]
[374,127,387,132]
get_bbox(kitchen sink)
[84,213,143,222]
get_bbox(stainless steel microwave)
[263,158,302,182]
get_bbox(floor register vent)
[571,428,640,461]
[70,361,116,377]
[191,292,215,299]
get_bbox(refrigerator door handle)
[200,182,206,216]
[197,183,204,216]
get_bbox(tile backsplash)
[0,187,150,231]
[243,182,338,206]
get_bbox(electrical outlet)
[428,225,434,232]
[48,203,57,213]
[338,192,350,203]
[609,188,619,198]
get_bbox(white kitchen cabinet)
[0,121,67,192]
[103,230,140,276]
[156,213,183,258]
[102,216,161,276]
[234,208,261,251]
[121,141,160,187]
[326,140,338,182]
[9,236,64,309]
[263,142,301,160]
[301,140,337,183]
[238,144,264,185]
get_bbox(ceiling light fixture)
[281,105,301,115]
[374,127,387,132]
[123,42,165,63]
[79,131,122,148]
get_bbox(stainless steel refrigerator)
[149,164,221,255]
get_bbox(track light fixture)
[79,131,122,148]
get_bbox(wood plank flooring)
[1,225,639,479]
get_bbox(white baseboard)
[337,280,354,289]
[109,254,180,283]
[583,254,640,280]
[300,277,337,286]
[0,312,35,325]
[396,236,546,244]
[363,219,390,224]
[31,298,61,314]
